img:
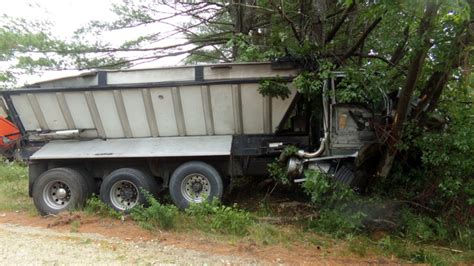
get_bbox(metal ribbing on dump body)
[231,84,243,135]
[27,93,48,130]
[84,91,106,138]
[263,96,272,134]
[55,92,76,129]
[171,87,186,136]
[113,90,133,138]
[200,85,215,135]
[141,88,159,137]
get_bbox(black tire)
[100,168,159,212]
[169,161,223,209]
[73,168,98,196]
[32,168,89,215]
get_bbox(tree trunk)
[377,1,440,178]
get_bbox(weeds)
[131,191,178,230]
[308,207,366,238]
[0,159,31,211]
[84,196,121,219]
[185,198,253,236]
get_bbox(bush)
[131,191,178,230]
[302,169,356,207]
[84,195,121,219]
[185,198,253,236]
[307,207,366,238]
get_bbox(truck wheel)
[73,168,98,196]
[100,168,158,212]
[169,161,223,209]
[32,168,89,215]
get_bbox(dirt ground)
[0,211,401,265]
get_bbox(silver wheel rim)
[43,180,71,210]
[181,174,210,203]
[109,180,139,211]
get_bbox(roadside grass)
[1,161,472,265]
[0,159,34,212]
[87,192,474,265]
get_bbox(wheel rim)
[109,180,139,211]
[181,174,210,203]
[43,180,71,210]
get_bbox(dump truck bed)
[2,62,299,141]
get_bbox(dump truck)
[0,62,381,214]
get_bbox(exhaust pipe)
[296,133,328,159]
[286,133,328,177]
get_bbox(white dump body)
[5,62,298,140]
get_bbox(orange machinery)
[0,116,21,155]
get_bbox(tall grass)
[0,159,32,211]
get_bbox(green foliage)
[84,196,121,219]
[185,198,253,236]
[302,169,367,238]
[376,236,448,265]
[293,72,322,99]
[131,191,178,230]
[308,207,366,238]
[258,76,291,100]
[399,209,473,250]
[0,159,31,211]
[281,145,299,157]
[267,160,290,185]
[267,145,299,185]
[302,169,355,207]
[334,67,388,104]
[415,104,474,205]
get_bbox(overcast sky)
[2,0,186,85]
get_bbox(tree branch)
[325,2,356,44]
[390,25,410,65]
[269,0,302,44]
[341,15,383,62]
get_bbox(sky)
[2,0,187,85]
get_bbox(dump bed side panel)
[4,63,299,140]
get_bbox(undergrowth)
[185,198,253,236]
[130,193,253,236]
[84,195,121,219]
[0,158,32,212]
[131,191,178,230]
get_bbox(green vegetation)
[84,195,121,219]
[258,77,292,100]
[0,158,33,212]
[130,194,253,236]
[0,160,472,264]
[131,191,178,230]
[185,199,253,236]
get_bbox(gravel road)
[0,223,260,265]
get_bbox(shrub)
[307,207,366,238]
[186,198,253,236]
[302,169,356,207]
[130,191,178,230]
[84,195,121,219]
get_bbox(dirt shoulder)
[0,211,399,265]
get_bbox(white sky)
[2,0,187,85]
